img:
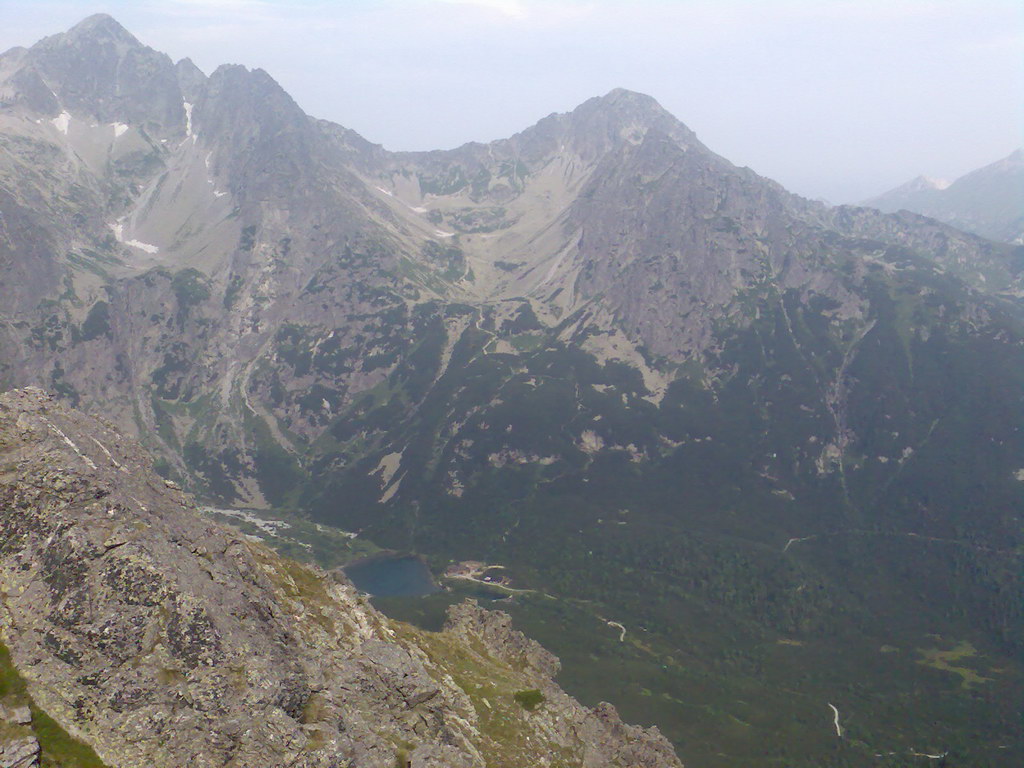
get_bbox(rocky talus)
[0,703,38,768]
[0,388,681,768]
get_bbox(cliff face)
[0,388,681,768]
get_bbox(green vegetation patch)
[65,252,112,280]
[392,623,574,768]
[513,689,545,711]
[0,640,109,767]
[252,547,337,635]
[171,268,211,320]
[916,640,993,689]
[418,168,468,196]
[80,301,112,341]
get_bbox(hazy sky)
[2,0,1021,202]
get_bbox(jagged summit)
[208,62,288,90]
[906,175,950,192]
[562,86,697,144]
[543,86,703,163]
[2,13,183,128]
[30,13,148,63]
[62,13,141,46]
[175,56,207,101]
[594,86,671,114]
[175,56,205,77]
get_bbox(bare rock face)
[0,704,38,768]
[445,599,561,679]
[0,388,683,768]
[444,601,681,768]
[20,14,184,132]
[0,736,39,768]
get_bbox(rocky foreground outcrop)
[0,388,681,768]
[0,703,38,768]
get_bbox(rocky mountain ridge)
[2,15,1019,504]
[0,387,681,768]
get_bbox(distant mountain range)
[0,14,1021,768]
[863,149,1024,243]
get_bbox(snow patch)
[183,102,193,137]
[434,229,455,238]
[112,122,128,138]
[314,523,358,539]
[110,222,160,254]
[125,238,159,254]
[374,185,431,215]
[200,151,227,197]
[50,111,71,135]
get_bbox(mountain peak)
[562,87,698,154]
[863,174,948,208]
[585,87,674,123]
[64,13,141,47]
[600,87,664,108]
[20,14,182,129]
[910,175,950,191]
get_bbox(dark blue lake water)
[344,555,439,597]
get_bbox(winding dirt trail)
[827,703,843,738]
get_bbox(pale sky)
[1,0,1021,202]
